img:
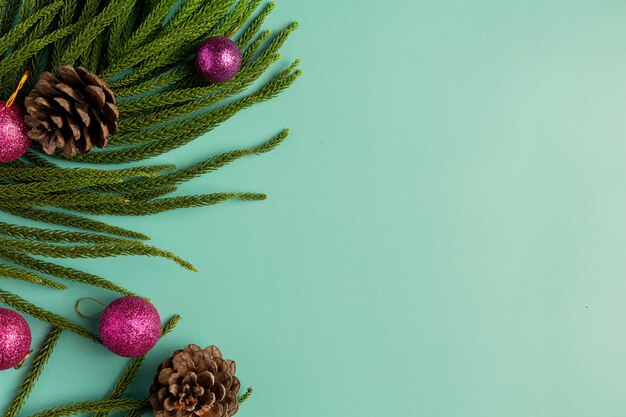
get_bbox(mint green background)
[4,1,626,416]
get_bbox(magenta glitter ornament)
[195,36,241,83]
[0,100,30,163]
[0,308,32,370]
[99,296,161,358]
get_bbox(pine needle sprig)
[96,130,288,193]
[122,186,179,201]
[106,0,138,65]
[0,23,81,83]
[166,0,206,31]
[77,0,104,23]
[114,64,195,96]
[0,237,196,271]
[68,192,266,215]
[236,1,273,48]
[237,387,253,404]
[28,399,147,417]
[214,0,261,38]
[2,207,150,240]
[0,0,19,38]
[0,177,124,198]
[117,0,178,56]
[240,28,271,63]
[62,0,135,66]
[23,151,58,167]
[0,191,130,208]
[0,250,134,295]
[0,0,63,57]
[0,263,66,289]
[50,0,77,69]
[0,165,175,182]
[0,222,140,244]
[3,327,63,417]
[0,288,100,343]
[119,405,149,417]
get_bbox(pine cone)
[149,345,241,417]
[24,65,119,157]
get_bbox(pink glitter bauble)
[100,296,161,358]
[0,100,30,163]
[0,308,32,370]
[195,36,241,83]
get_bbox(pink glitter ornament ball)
[0,100,30,163]
[195,36,241,83]
[100,296,161,358]
[0,308,32,370]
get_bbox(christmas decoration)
[99,296,161,357]
[0,101,30,163]
[24,66,119,157]
[0,71,32,163]
[0,0,299,416]
[0,308,31,370]
[195,37,242,83]
[149,344,241,417]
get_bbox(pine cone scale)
[25,65,118,157]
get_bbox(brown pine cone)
[149,344,241,417]
[24,65,119,157]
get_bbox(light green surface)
[3,1,626,416]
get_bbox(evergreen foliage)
[0,0,297,414]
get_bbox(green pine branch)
[0,0,63,56]
[66,192,266,215]
[0,250,134,295]
[0,222,138,244]
[0,0,20,38]
[0,263,66,289]
[0,165,174,182]
[0,288,100,343]
[238,387,253,404]
[3,327,63,417]
[28,399,146,417]
[62,0,133,66]
[117,0,178,56]
[2,206,150,240]
[236,2,273,48]
[105,0,138,64]
[50,0,78,68]
[96,130,288,193]
[0,237,196,271]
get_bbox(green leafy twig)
[2,207,150,240]
[3,327,63,417]
[238,387,253,404]
[0,250,134,295]
[0,263,66,289]
[28,399,147,417]
[0,288,100,343]
[0,237,197,271]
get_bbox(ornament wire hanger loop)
[6,70,29,108]
[227,25,240,38]
[14,349,33,369]
[75,297,107,318]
